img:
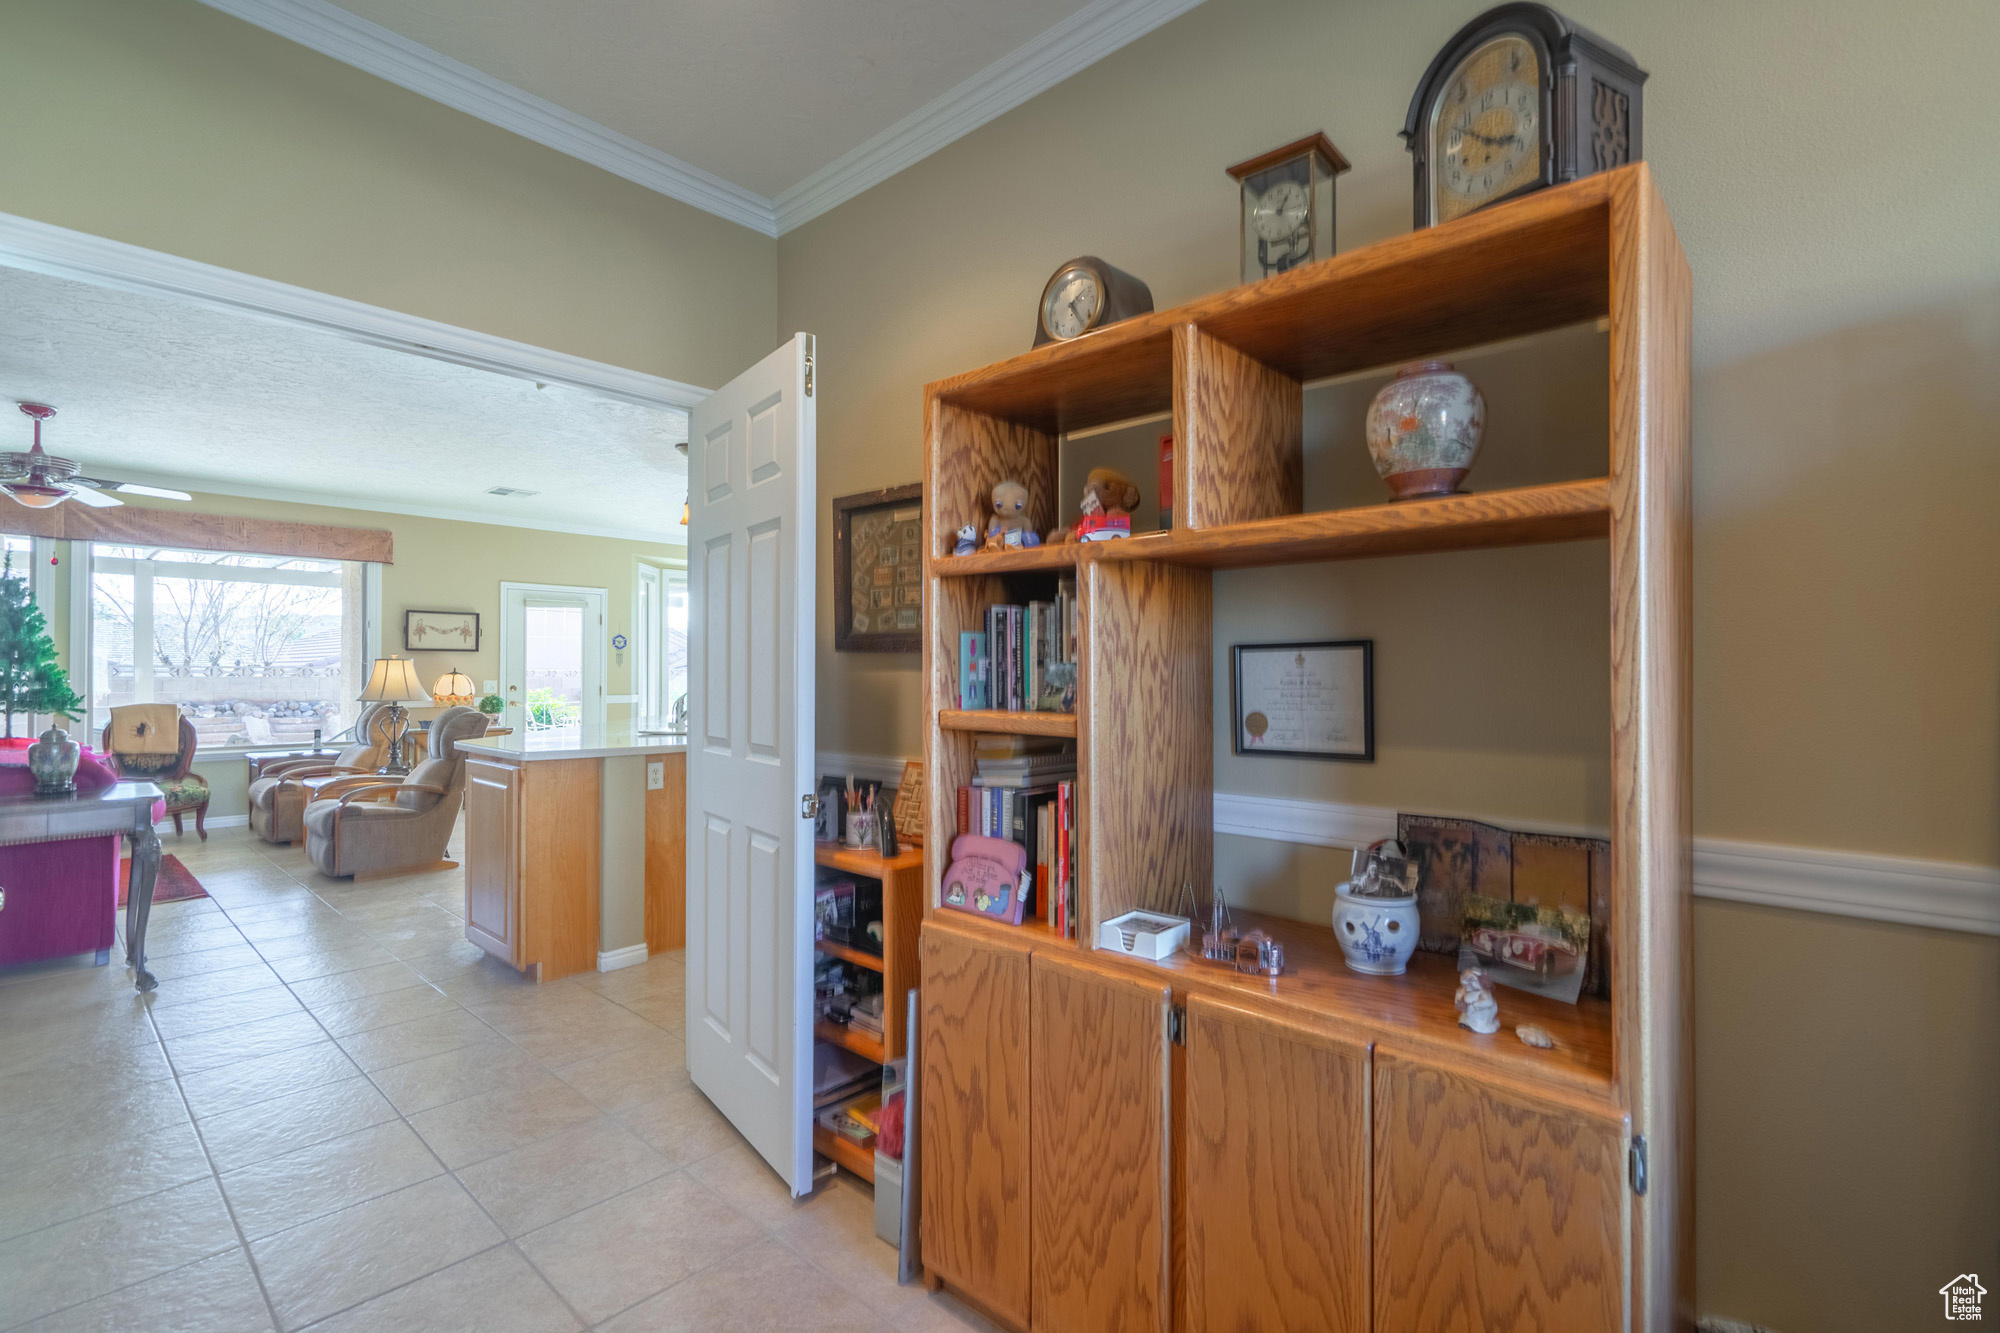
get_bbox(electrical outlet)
[646,761,664,791]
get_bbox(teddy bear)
[1047,467,1142,544]
[982,479,1041,549]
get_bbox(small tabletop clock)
[1226,133,1349,283]
[1401,3,1646,228]
[1032,256,1154,347]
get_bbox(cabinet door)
[920,918,1034,1328]
[463,758,519,964]
[1374,1053,1627,1333]
[1184,995,1368,1333]
[1031,950,1170,1333]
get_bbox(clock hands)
[1459,128,1521,148]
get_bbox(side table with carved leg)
[0,783,167,992]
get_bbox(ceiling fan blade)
[68,485,125,508]
[114,483,193,502]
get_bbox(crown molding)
[192,0,778,236]
[772,0,1206,233]
[194,0,1204,238]
[0,210,708,413]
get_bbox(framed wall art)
[1230,639,1373,761]
[834,484,923,653]
[405,609,481,652]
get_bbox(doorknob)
[801,793,821,821]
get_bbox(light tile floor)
[0,825,996,1333]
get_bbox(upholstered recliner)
[301,706,490,879]
[246,704,391,845]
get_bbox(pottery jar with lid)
[1364,361,1486,499]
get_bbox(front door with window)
[499,583,606,740]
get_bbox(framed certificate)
[1231,639,1373,761]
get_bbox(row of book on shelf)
[955,736,1077,938]
[957,579,1077,713]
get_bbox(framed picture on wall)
[1230,639,1373,760]
[833,484,923,653]
[405,610,481,652]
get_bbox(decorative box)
[1097,909,1190,960]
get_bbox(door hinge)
[1167,1004,1186,1046]
[801,792,821,821]
[1628,1135,1648,1197]
[803,335,815,398]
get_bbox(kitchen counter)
[460,722,687,762]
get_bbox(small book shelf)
[919,164,1691,1326]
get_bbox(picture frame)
[1230,639,1373,761]
[404,609,481,652]
[833,484,923,653]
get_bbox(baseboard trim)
[185,814,250,831]
[830,749,2000,936]
[597,944,649,973]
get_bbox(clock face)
[1251,179,1309,243]
[1041,265,1103,341]
[1431,35,1542,224]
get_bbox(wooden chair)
[100,712,210,840]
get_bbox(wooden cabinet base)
[463,754,599,982]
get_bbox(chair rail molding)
[193,0,1205,237]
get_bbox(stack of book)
[956,738,1078,939]
[956,578,1077,712]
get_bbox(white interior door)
[685,332,817,1193]
[498,583,606,738]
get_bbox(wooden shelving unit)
[917,166,1691,1331]
[813,1123,876,1180]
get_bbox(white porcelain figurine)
[1454,967,1500,1034]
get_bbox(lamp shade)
[358,656,433,705]
[432,668,477,707]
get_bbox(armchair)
[101,710,209,840]
[302,706,490,879]
[246,703,391,845]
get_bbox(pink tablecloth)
[0,745,160,968]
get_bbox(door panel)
[463,759,517,963]
[1031,950,1170,1333]
[919,918,1033,1328]
[1374,1052,1627,1333]
[685,333,817,1194]
[1184,996,1368,1333]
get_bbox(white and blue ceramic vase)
[28,724,79,794]
[1332,878,1420,976]
[1364,361,1486,500]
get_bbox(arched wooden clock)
[1401,3,1646,228]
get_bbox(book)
[958,631,988,710]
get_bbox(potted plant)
[0,556,83,750]
[477,693,504,717]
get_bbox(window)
[635,563,688,728]
[85,545,366,751]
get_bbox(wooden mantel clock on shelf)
[916,164,1691,1331]
[1402,2,1647,228]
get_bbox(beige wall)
[778,0,2000,1327]
[0,0,777,389]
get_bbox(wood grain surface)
[1030,949,1171,1333]
[1373,1053,1626,1333]
[928,395,1057,559]
[933,543,1081,577]
[923,572,1007,915]
[938,709,1078,737]
[643,752,686,954]
[1090,480,1610,570]
[813,843,925,1059]
[936,325,1176,438]
[1184,995,1368,1333]
[1173,324,1302,531]
[1605,162,1695,1332]
[1080,555,1212,942]
[920,916,1036,1327]
[521,758,601,982]
[0,503,395,563]
[463,756,520,965]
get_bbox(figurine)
[1048,467,1140,544]
[1454,967,1500,1034]
[983,480,1041,550]
[1516,1024,1555,1049]
[952,523,979,556]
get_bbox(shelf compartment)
[932,544,1080,577]
[815,938,885,973]
[816,1019,887,1064]
[814,842,924,878]
[1090,479,1610,570]
[813,1122,876,1182]
[934,324,1175,438]
[938,709,1078,737]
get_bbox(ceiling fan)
[1,403,192,510]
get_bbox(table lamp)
[358,656,433,775]
[432,667,476,708]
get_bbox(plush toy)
[1048,467,1142,544]
[952,523,980,556]
[983,479,1041,549]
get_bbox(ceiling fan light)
[4,486,68,509]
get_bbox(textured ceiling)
[326,0,1094,198]
[0,266,689,540]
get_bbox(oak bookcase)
[917,164,1690,1332]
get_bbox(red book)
[956,785,971,838]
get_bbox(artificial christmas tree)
[0,554,83,741]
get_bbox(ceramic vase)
[28,724,79,794]
[1364,361,1485,499]
[1332,880,1420,976]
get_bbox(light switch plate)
[483,680,498,693]
[646,761,664,790]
